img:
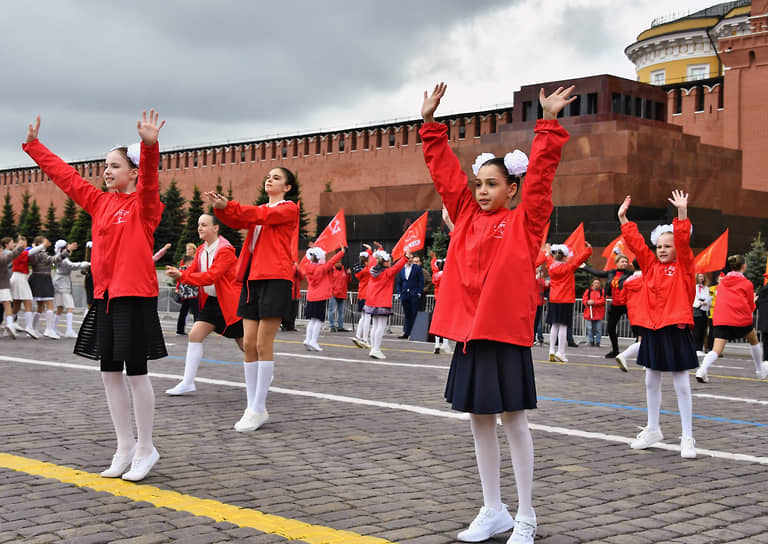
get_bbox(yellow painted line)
[535,359,627,370]
[0,452,394,544]
[276,338,436,355]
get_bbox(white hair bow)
[373,249,391,262]
[550,244,573,258]
[126,143,141,167]
[86,240,93,248]
[650,223,692,246]
[306,247,326,263]
[359,251,369,258]
[471,150,529,177]
[54,239,67,252]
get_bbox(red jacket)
[215,199,298,283]
[607,270,629,306]
[420,119,569,346]
[365,258,406,308]
[535,277,547,307]
[331,267,349,299]
[180,236,241,327]
[582,287,606,321]
[304,250,345,301]
[621,218,694,330]
[23,139,163,300]
[356,266,371,300]
[623,272,648,326]
[547,246,592,303]
[712,271,755,327]
[11,250,31,274]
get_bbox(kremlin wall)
[2,0,768,259]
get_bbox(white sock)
[371,316,386,351]
[501,411,535,520]
[442,338,451,350]
[101,372,136,455]
[304,319,313,344]
[250,360,274,413]
[5,316,13,329]
[25,312,34,331]
[549,324,559,354]
[65,312,74,333]
[45,309,55,331]
[434,336,441,348]
[557,324,567,355]
[33,312,41,330]
[671,371,693,438]
[127,374,155,458]
[310,318,322,345]
[469,414,502,511]
[750,344,763,372]
[645,369,663,431]
[700,350,718,372]
[361,313,372,343]
[620,342,640,360]
[244,362,259,409]
[356,315,365,339]
[52,313,59,329]
[182,342,203,385]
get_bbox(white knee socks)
[671,371,693,438]
[127,374,155,458]
[645,369,663,431]
[469,414,502,511]
[33,312,41,331]
[501,411,535,520]
[361,313,371,342]
[558,325,567,355]
[370,316,387,351]
[182,342,203,385]
[45,309,55,332]
[700,350,718,373]
[244,362,259,408]
[750,343,763,372]
[620,341,640,361]
[251,361,274,413]
[101,372,136,455]
[24,311,34,331]
[65,312,74,334]
[549,324,559,354]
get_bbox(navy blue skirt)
[445,340,537,414]
[637,326,698,372]
[546,302,573,326]
[304,299,327,321]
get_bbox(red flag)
[601,234,636,271]
[694,229,728,274]
[563,222,585,253]
[392,212,428,260]
[314,209,347,253]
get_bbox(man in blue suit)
[396,253,424,339]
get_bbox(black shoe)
[589,342,595,347]
[434,347,440,354]
[330,327,337,332]
[338,328,351,332]
[176,332,186,336]
[398,334,409,339]
[568,343,579,348]
[604,351,618,358]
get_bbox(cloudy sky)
[1,0,719,168]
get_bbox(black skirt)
[198,296,244,339]
[75,295,167,362]
[304,299,327,321]
[712,325,754,340]
[637,326,698,372]
[445,340,537,414]
[29,273,55,299]
[546,302,573,325]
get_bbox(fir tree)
[19,199,43,240]
[745,233,767,291]
[59,198,78,241]
[16,190,31,235]
[0,191,15,239]
[154,179,186,265]
[68,208,92,261]
[175,185,205,263]
[43,202,64,242]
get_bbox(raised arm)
[213,198,298,231]
[618,195,656,270]
[136,110,164,228]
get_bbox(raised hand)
[202,191,228,209]
[668,189,688,219]
[539,86,577,120]
[618,195,631,224]
[136,109,166,146]
[165,266,182,280]
[26,116,41,143]
[422,82,447,123]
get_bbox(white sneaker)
[630,427,664,449]
[696,350,705,357]
[757,361,768,380]
[62,329,78,339]
[457,505,515,542]
[303,340,312,351]
[43,329,60,340]
[234,408,269,432]
[369,349,386,360]
[5,323,17,339]
[680,436,696,459]
[507,515,536,544]
[100,447,136,478]
[615,354,628,372]
[309,342,323,352]
[553,352,568,362]
[165,382,196,396]
[439,345,453,355]
[24,327,40,339]
[121,447,160,481]
[695,367,709,383]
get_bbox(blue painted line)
[165,355,242,366]
[538,397,768,428]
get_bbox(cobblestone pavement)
[1,315,767,543]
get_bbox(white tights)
[356,313,372,342]
[469,412,535,519]
[370,315,387,351]
[644,369,692,437]
[101,371,155,458]
[549,323,567,355]
[305,318,322,346]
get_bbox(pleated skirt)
[637,325,698,372]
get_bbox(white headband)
[471,150,528,177]
[373,249,390,262]
[550,244,573,258]
[650,223,692,246]
[359,251,369,258]
[110,143,141,167]
[305,247,326,263]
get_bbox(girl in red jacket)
[421,82,574,544]
[619,191,697,459]
[164,213,244,396]
[303,246,345,352]
[546,241,592,362]
[582,279,605,347]
[23,111,167,481]
[364,250,406,360]
[696,254,767,382]
[352,247,373,349]
[205,168,299,433]
[614,260,644,372]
